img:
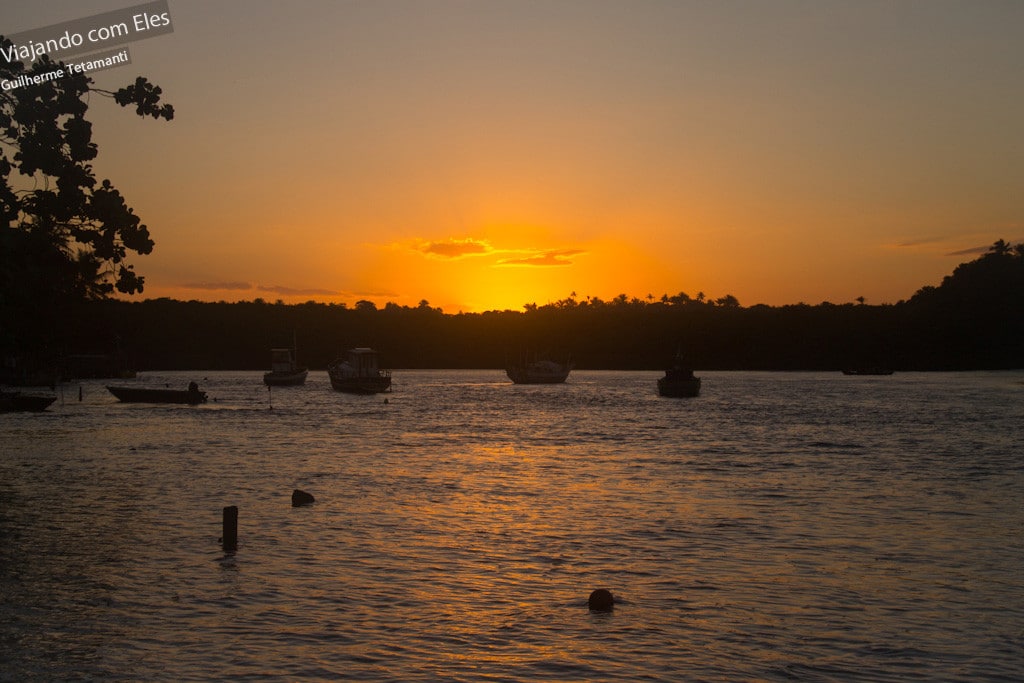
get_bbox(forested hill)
[57,241,1024,372]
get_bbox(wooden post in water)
[222,506,238,552]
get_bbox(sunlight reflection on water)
[1,370,1022,681]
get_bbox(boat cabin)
[345,348,381,375]
[270,348,298,373]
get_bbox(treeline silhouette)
[43,240,1021,374]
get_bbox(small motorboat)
[657,350,701,397]
[505,354,572,384]
[841,368,894,376]
[327,348,392,394]
[263,347,308,386]
[0,390,57,412]
[107,382,207,404]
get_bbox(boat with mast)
[263,344,308,386]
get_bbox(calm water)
[1,370,1022,682]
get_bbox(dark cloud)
[257,284,339,296]
[181,281,253,291]
[946,244,992,256]
[420,238,492,258]
[496,249,585,267]
[894,236,945,248]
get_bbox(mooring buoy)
[292,489,315,507]
[588,588,614,612]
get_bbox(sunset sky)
[6,1,1023,312]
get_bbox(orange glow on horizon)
[60,1,1019,314]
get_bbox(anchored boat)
[327,348,392,394]
[107,382,207,404]
[841,367,894,376]
[505,352,573,384]
[657,350,701,397]
[0,390,57,412]
[263,347,308,386]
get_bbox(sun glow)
[54,0,1018,313]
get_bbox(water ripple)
[2,370,1022,681]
